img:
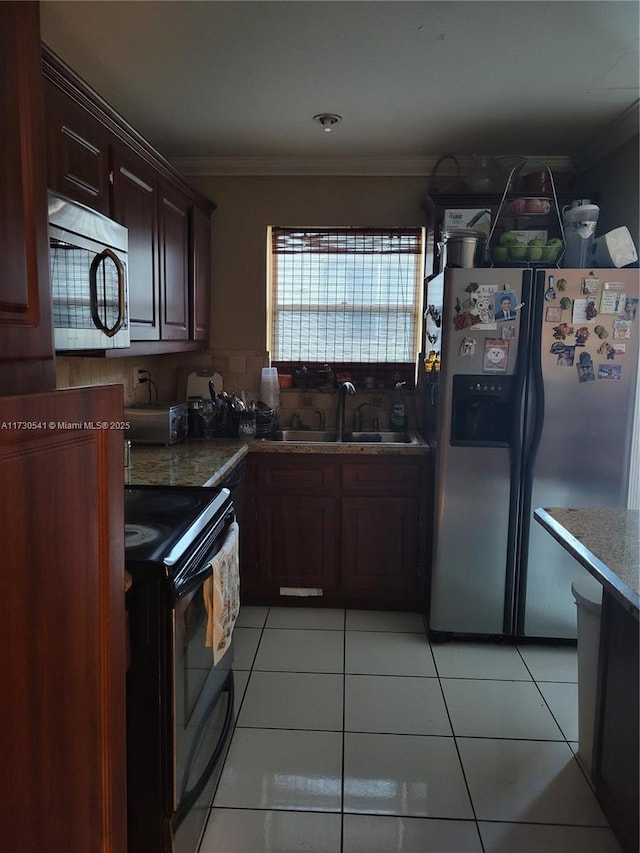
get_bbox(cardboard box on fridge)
[512,230,548,244]
[443,208,492,237]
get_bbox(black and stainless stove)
[124,485,236,853]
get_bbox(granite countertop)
[249,433,429,456]
[126,438,249,488]
[126,432,429,488]
[534,507,640,618]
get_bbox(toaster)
[124,402,188,445]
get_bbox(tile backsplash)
[55,349,419,433]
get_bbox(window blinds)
[270,227,424,363]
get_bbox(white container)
[260,367,280,410]
[571,574,603,779]
[561,201,600,268]
[592,226,638,268]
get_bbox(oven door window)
[174,583,233,812]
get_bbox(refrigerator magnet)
[576,352,595,383]
[599,289,626,314]
[581,277,600,294]
[613,319,632,340]
[483,339,509,373]
[559,296,573,311]
[594,325,609,339]
[501,324,516,341]
[572,297,598,323]
[575,327,590,346]
[598,364,622,380]
[494,291,517,322]
[458,337,476,358]
[622,298,638,321]
[552,323,574,340]
[546,306,562,322]
[597,341,616,360]
[555,346,575,367]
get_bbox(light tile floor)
[198,606,623,853]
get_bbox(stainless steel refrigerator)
[425,267,639,640]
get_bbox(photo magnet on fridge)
[458,337,476,357]
[622,298,638,321]
[494,291,517,322]
[599,288,626,314]
[483,339,509,373]
[576,352,595,383]
[598,364,622,380]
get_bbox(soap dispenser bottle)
[390,381,408,432]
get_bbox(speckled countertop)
[126,433,429,488]
[125,438,249,488]
[534,507,639,618]
[249,434,429,456]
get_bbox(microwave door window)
[50,239,127,349]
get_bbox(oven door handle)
[172,669,235,831]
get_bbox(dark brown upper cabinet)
[0,2,55,394]
[42,45,215,353]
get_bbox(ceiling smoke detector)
[313,113,342,133]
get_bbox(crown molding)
[573,100,640,172]
[171,153,576,178]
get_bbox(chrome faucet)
[352,401,371,432]
[336,381,356,441]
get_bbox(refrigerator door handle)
[514,270,547,634]
[503,270,534,634]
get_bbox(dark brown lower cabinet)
[241,452,430,610]
[0,386,127,853]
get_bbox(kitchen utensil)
[428,155,468,194]
[561,202,599,268]
[186,370,223,400]
[438,230,486,268]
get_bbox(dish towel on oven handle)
[203,520,240,664]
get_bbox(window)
[268,227,424,367]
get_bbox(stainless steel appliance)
[48,191,130,350]
[125,485,236,853]
[425,267,639,640]
[125,402,188,445]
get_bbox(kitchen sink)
[273,430,339,442]
[272,429,419,445]
[343,431,418,444]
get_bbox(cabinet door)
[112,148,160,340]
[0,2,55,394]
[159,184,189,340]
[341,495,420,606]
[44,80,111,214]
[257,493,340,595]
[0,385,127,853]
[191,206,211,341]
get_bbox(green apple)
[528,238,544,247]
[492,247,509,263]
[510,242,528,261]
[499,231,518,246]
[529,246,543,260]
[548,237,564,248]
[542,245,559,261]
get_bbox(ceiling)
[40,1,639,175]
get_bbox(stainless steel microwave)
[48,192,130,350]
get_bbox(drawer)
[342,460,421,495]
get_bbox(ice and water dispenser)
[450,374,514,447]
